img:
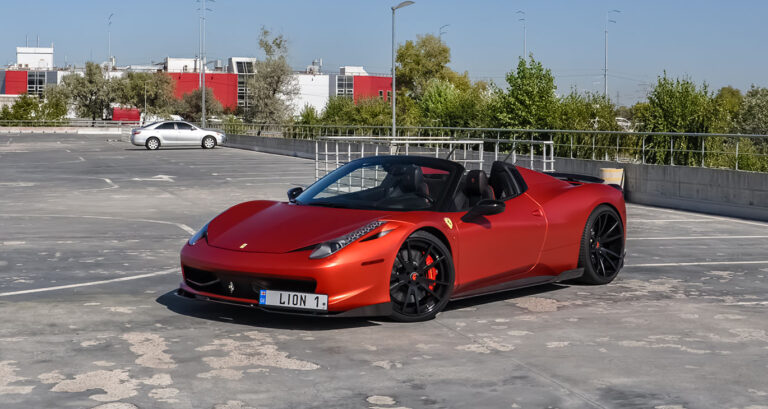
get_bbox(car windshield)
[296,157,458,211]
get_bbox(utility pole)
[107,13,114,79]
[198,0,214,128]
[391,1,415,138]
[516,10,526,57]
[604,9,620,97]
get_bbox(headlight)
[188,222,209,246]
[309,221,385,259]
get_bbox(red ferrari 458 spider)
[178,155,626,321]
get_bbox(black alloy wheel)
[577,205,625,284]
[389,231,454,322]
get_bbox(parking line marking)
[0,214,195,235]
[628,204,768,227]
[628,235,768,240]
[0,268,179,297]
[629,219,710,222]
[625,260,768,267]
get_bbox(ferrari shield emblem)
[227,281,235,294]
[443,217,453,229]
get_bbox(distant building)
[1,44,392,118]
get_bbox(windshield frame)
[296,155,465,212]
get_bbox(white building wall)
[16,47,54,70]
[293,73,330,116]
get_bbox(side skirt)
[450,268,584,301]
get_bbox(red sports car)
[178,155,626,321]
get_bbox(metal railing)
[220,123,768,173]
[313,136,555,181]
[0,119,141,128]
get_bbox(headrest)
[390,164,424,193]
[464,170,489,196]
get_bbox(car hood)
[205,200,390,253]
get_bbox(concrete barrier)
[223,134,768,222]
[554,158,768,222]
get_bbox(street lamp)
[604,9,620,97]
[197,0,214,128]
[439,24,450,42]
[107,13,114,79]
[391,1,414,137]
[516,10,526,58]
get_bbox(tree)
[557,90,617,131]
[244,27,299,123]
[178,88,223,122]
[634,73,729,165]
[296,105,321,125]
[487,56,558,129]
[714,86,742,130]
[734,86,768,134]
[113,71,176,116]
[38,85,69,120]
[62,62,113,120]
[0,93,40,121]
[419,78,486,127]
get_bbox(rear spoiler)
[550,172,623,192]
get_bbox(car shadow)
[155,290,381,331]
[443,283,568,312]
[124,147,209,151]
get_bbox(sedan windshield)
[297,157,458,211]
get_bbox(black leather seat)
[463,170,495,207]
[388,164,430,198]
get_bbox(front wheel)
[576,205,625,285]
[389,231,454,322]
[202,136,216,149]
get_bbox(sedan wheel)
[145,137,160,150]
[577,205,625,284]
[202,136,216,149]
[389,231,454,322]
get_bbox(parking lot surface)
[1,133,767,409]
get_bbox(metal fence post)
[701,137,705,168]
[642,136,646,164]
[670,136,674,166]
[570,134,574,159]
[616,134,620,162]
[735,139,740,170]
[592,134,596,160]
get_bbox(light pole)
[391,1,414,138]
[439,24,449,42]
[516,10,526,57]
[107,13,114,79]
[198,0,214,128]
[144,81,148,122]
[604,9,620,97]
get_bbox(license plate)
[259,290,328,311]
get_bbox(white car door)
[175,122,198,145]
[154,122,177,143]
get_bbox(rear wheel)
[577,205,625,284]
[145,137,160,150]
[202,136,216,149]
[389,231,454,322]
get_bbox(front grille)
[183,266,317,299]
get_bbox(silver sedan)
[130,121,226,150]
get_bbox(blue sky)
[2,0,766,104]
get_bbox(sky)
[1,0,766,105]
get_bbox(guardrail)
[219,123,768,173]
[0,119,141,128]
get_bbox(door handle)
[532,209,543,217]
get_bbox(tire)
[202,136,216,149]
[389,231,454,322]
[576,205,625,285]
[145,137,160,150]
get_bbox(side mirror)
[287,187,303,203]
[461,199,505,221]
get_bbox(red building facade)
[167,72,238,111]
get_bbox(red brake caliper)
[424,254,437,290]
